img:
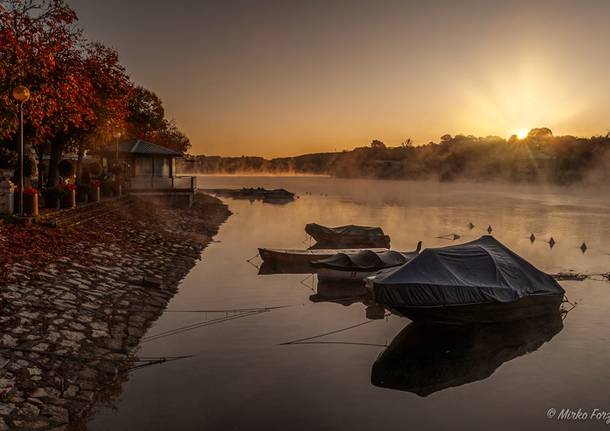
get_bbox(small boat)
[368,236,565,324]
[258,247,389,268]
[205,188,295,203]
[312,242,422,281]
[371,312,564,396]
[305,223,391,248]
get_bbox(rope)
[162,305,291,313]
[279,319,377,345]
[142,310,267,343]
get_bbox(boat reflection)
[258,261,313,275]
[371,312,564,396]
[309,279,370,306]
[309,280,386,320]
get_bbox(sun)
[515,129,529,140]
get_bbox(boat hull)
[384,294,564,324]
[316,267,376,281]
[309,234,391,249]
[258,247,388,267]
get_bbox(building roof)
[97,140,183,157]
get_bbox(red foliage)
[0,0,131,182]
[22,187,38,195]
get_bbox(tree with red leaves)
[1,0,189,189]
[0,0,94,186]
[74,42,131,181]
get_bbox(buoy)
[529,233,536,243]
[549,237,556,248]
[468,222,475,229]
[580,242,587,253]
[487,225,493,234]
[452,234,461,240]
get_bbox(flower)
[64,183,77,192]
[23,187,38,196]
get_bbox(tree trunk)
[46,137,66,188]
[75,143,85,184]
[36,146,44,190]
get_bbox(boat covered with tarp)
[305,223,391,248]
[311,242,421,281]
[369,236,564,323]
[258,248,388,268]
[313,243,421,271]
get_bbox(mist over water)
[90,176,610,431]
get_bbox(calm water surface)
[90,177,610,430]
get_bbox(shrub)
[87,162,102,177]
[44,186,66,206]
[110,164,124,175]
[76,184,90,202]
[58,160,75,177]
[80,167,92,184]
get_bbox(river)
[89,176,610,430]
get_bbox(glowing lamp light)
[12,85,31,103]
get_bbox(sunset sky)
[72,0,610,157]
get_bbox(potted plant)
[22,187,39,216]
[89,179,101,202]
[61,183,77,208]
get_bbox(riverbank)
[0,194,231,430]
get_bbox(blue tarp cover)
[373,236,564,306]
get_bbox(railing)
[126,176,197,192]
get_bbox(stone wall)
[0,180,14,215]
[0,194,232,430]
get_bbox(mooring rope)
[279,319,378,345]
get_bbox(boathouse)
[95,140,197,207]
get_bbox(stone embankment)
[0,194,231,430]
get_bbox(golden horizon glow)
[74,1,610,157]
[515,129,529,140]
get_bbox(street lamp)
[114,131,121,161]
[12,85,30,217]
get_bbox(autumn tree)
[0,0,95,186]
[1,0,137,187]
[74,42,130,181]
[125,86,191,153]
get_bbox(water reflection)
[371,312,564,397]
[90,177,610,431]
[309,279,370,306]
[258,261,313,275]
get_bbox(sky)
[71,0,610,157]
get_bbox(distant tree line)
[180,128,610,185]
[0,0,190,188]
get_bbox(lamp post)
[114,131,121,161]
[12,85,30,217]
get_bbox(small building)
[96,140,197,207]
